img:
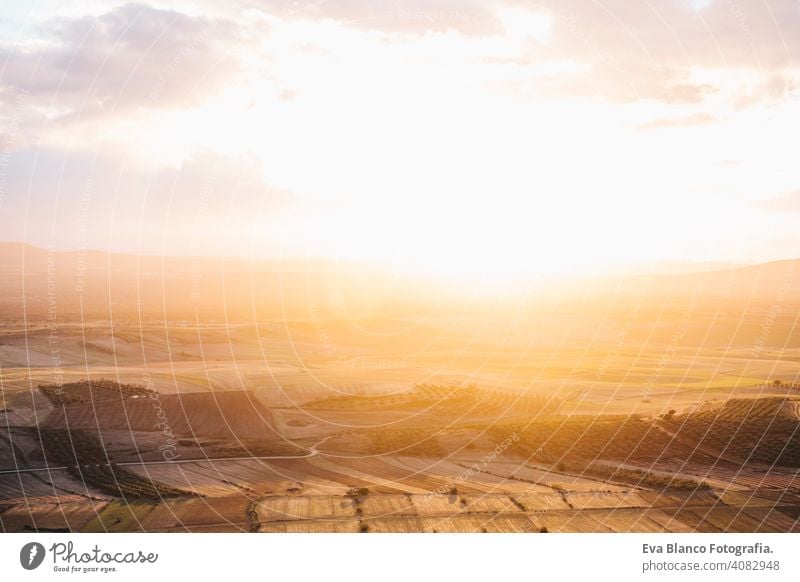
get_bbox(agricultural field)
[3,373,799,532]
[2,257,800,532]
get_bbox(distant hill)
[652,259,799,302]
[557,257,800,311]
[0,243,416,319]
[0,243,797,320]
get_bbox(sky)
[1,0,799,281]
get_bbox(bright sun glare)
[8,2,799,282]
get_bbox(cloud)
[149,150,292,217]
[0,147,292,254]
[759,191,800,213]
[244,0,505,36]
[534,0,800,105]
[545,0,800,67]
[0,3,243,120]
[546,62,719,104]
[733,73,799,110]
[4,0,798,129]
[638,112,718,129]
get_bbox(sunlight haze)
[1,0,798,282]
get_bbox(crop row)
[37,428,190,499]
